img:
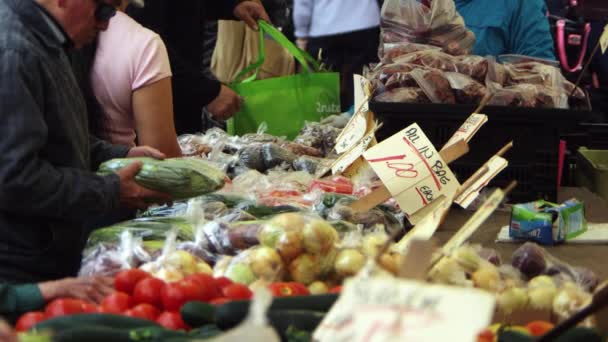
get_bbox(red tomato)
[222,283,252,301]
[125,303,161,321]
[156,311,190,331]
[45,299,85,318]
[269,283,297,297]
[15,312,46,332]
[115,269,150,294]
[209,297,231,305]
[81,302,98,313]
[184,274,219,300]
[161,280,206,311]
[213,277,233,291]
[100,292,133,314]
[329,286,342,294]
[132,277,165,308]
[288,282,310,296]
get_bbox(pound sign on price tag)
[363,123,461,216]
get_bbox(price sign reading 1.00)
[363,124,460,215]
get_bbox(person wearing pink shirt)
[74,0,182,158]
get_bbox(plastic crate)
[370,102,595,203]
[575,147,608,200]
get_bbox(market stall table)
[434,187,608,280]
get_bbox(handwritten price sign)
[442,113,487,151]
[314,277,495,342]
[363,123,460,215]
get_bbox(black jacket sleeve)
[0,50,121,221]
[89,135,130,170]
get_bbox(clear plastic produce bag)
[380,0,475,56]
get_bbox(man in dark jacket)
[0,0,171,283]
[127,1,270,134]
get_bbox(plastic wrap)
[292,156,321,174]
[444,72,489,104]
[485,56,507,90]
[382,43,441,62]
[380,0,475,56]
[511,242,599,292]
[385,70,420,90]
[488,84,538,107]
[197,221,264,263]
[314,194,404,237]
[411,68,456,104]
[280,142,323,158]
[454,55,488,82]
[294,122,342,156]
[374,87,430,103]
[139,229,213,282]
[393,50,458,72]
[79,231,151,277]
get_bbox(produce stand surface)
[436,187,608,280]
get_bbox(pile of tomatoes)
[16,269,344,333]
[16,269,253,332]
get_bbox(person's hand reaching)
[234,1,271,31]
[115,161,172,210]
[38,276,115,304]
[207,85,242,121]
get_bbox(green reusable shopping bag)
[227,21,340,140]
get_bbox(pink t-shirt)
[91,11,172,147]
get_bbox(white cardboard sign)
[314,277,495,342]
[363,123,460,216]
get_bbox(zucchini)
[180,302,216,328]
[237,203,301,219]
[52,326,132,342]
[215,294,338,330]
[98,157,225,200]
[32,313,159,332]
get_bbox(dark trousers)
[307,26,380,112]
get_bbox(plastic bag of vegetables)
[140,229,213,282]
[98,157,226,200]
[79,230,151,276]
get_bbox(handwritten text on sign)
[314,277,495,342]
[363,123,460,215]
[443,113,487,150]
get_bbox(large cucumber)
[32,313,159,332]
[215,294,337,330]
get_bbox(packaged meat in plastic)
[500,56,563,89]
[385,71,419,90]
[376,63,419,84]
[411,68,456,104]
[393,49,458,72]
[382,42,441,63]
[374,87,430,103]
[140,229,213,282]
[309,176,354,195]
[80,230,152,277]
[444,72,489,105]
[485,56,507,90]
[488,84,537,107]
[455,55,488,82]
[535,85,568,109]
[379,0,474,56]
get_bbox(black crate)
[370,102,596,203]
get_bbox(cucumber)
[215,294,338,330]
[180,302,216,328]
[32,313,159,332]
[52,326,132,342]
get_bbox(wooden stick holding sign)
[349,139,469,213]
[431,180,518,267]
[454,141,513,199]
